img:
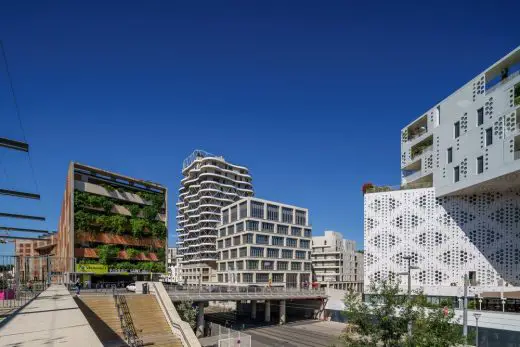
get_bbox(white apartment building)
[162,247,181,283]
[365,46,520,297]
[176,150,253,284]
[311,231,363,291]
[216,197,312,287]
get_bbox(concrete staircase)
[75,295,128,347]
[125,295,182,347]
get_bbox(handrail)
[113,288,143,347]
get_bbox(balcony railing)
[365,181,433,194]
[407,127,428,142]
[411,145,433,159]
[486,69,520,94]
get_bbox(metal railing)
[515,151,520,161]
[114,289,143,347]
[486,69,520,94]
[365,181,433,194]
[202,322,252,347]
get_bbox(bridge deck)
[166,287,327,302]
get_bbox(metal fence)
[205,322,251,347]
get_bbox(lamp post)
[399,255,419,337]
[473,313,481,347]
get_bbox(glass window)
[295,210,306,226]
[256,273,269,283]
[239,202,247,219]
[246,220,259,231]
[247,260,258,270]
[251,201,264,218]
[243,273,253,283]
[277,225,289,235]
[219,263,226,271]
[219,229,226,237]
[230,206,237,222]
[304,229,311,237]
[286,238,297,247]
[256,235,269,245]
[447,147,452,164]
[477,156,484,174]
[277,261,288,270]
[273,273,284,282]
[282,249,293,259]
[262,261,274,270]
[217,240,223,249]
[239,247,247,257]
[236,260,244,270]
[236,222,244,232]
[282,207,293,223]
[250,247,264,257]
[300,240,310,249]
[304,262,311,271]
[225,238,232,247]
[454,121,460,138]
[486,127,493,146]
[233,236,241,246]
[222,209,229,224]
[267,204,279,221]
[231,249,237,258]
[454,166,460,183]
[477,107,484,126]
[228,262,235,270]
[262,222,275,232]
[291,227,302,237]
[291,262,301,271]
[222,251,229,260]
[244,233,253,244]
[295,251,306,259]
[272,236,284,246]
[267,248,279,258]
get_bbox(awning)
[479,291,520,299]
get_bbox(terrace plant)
[96,245,120,264]
[125,248,141,259]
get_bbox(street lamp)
[473,313,481,347]
[399,255,419,336]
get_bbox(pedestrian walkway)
[0,285,102,347]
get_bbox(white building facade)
[365,47,520,297]
[216,197,312,287]
[311,231,363,291]
[176,150,253,284]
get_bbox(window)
[282,249,293,259]
[217,240,223,249]
[486,127,493,146]
[227,226,233,235]
[219,263,226,271]
[267,248,279,258]
[267,204,279,221]
[286,238,297,247]
[304,263,311,271]
[256,273,269,283]
[282,207,293,223]
[222,209,229,224]
[250,247,264,257]
[219,229,226,237]
[233,236,241,246]
[295,210,306,225]
[454,166,460,183]
[262,261,274,270]
[239,202,247,219]
[477,108,484,126]
[244,233,253,244]
[272,236,284,246]
[225,238,232,247]
[247,260,258,270]
[243,273,253,283]
[447,147,453,164]
[261,222,275,232]
[277,225,289,235]
[477,156,484,174]
[273,273,284,283]
[291,262,301,271]
[304,229,311,237]
[228,262,235,270]
[300,240,310,249]
[295,251,306,259]
[236,222,244,232]
[230,206,237,222]
[246,220,258,231]
[222,251,229,260]
[239,247,247,257]
[231,249,237,258]
[256,235,269,245]
[454,121,460,138]
[291,227,302,237]
[236,260,244,270]
[251,201,264,218]
[277,261,288,270]
[435,105,441,126]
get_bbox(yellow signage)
[76,264,108,274]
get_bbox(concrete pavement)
[0,285,103,347]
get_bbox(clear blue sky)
[0,0,518,253]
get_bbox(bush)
[96,245,120,264]
[126,248,140,259]
[130,218,147,238]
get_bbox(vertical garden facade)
[56,162,167,285]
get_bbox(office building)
[311,230,363,291]
[176,150,253,284]
[365,47,520,297]
[216,197,312,287]
[56,162,168,286]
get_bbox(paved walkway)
[0,285,103,347]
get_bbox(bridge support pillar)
[279,300,286,325]
[265,300,271,323]
[251,300,257,320]
[197,302,205,337]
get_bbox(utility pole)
[463,274,468,339]
[401,255,417,337]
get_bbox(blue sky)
[0,0,518,253]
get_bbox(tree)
[175,300,197,331]
[337,279,466,347]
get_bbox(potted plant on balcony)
[362,183,374,194]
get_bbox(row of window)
[218,260,312,272]
[217,234,310,249]
[217,272,312,284]
[454,120,493,146]
[223,201,308,225]
[219,222,311,237]
[219,247,311,260]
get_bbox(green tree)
[175,300,197,331]
[338,279,465,347]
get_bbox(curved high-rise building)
[176,150,253,284]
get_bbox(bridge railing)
[164,284,326,298]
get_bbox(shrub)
[126,248,141,259]
[96,245,120,264]
[130,218,147,238]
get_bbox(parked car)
[126,283,136,292]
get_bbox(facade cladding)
[365,47,520,296]
[56,162,167,284]
[216,197,312,286]
[176,150,253,284]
